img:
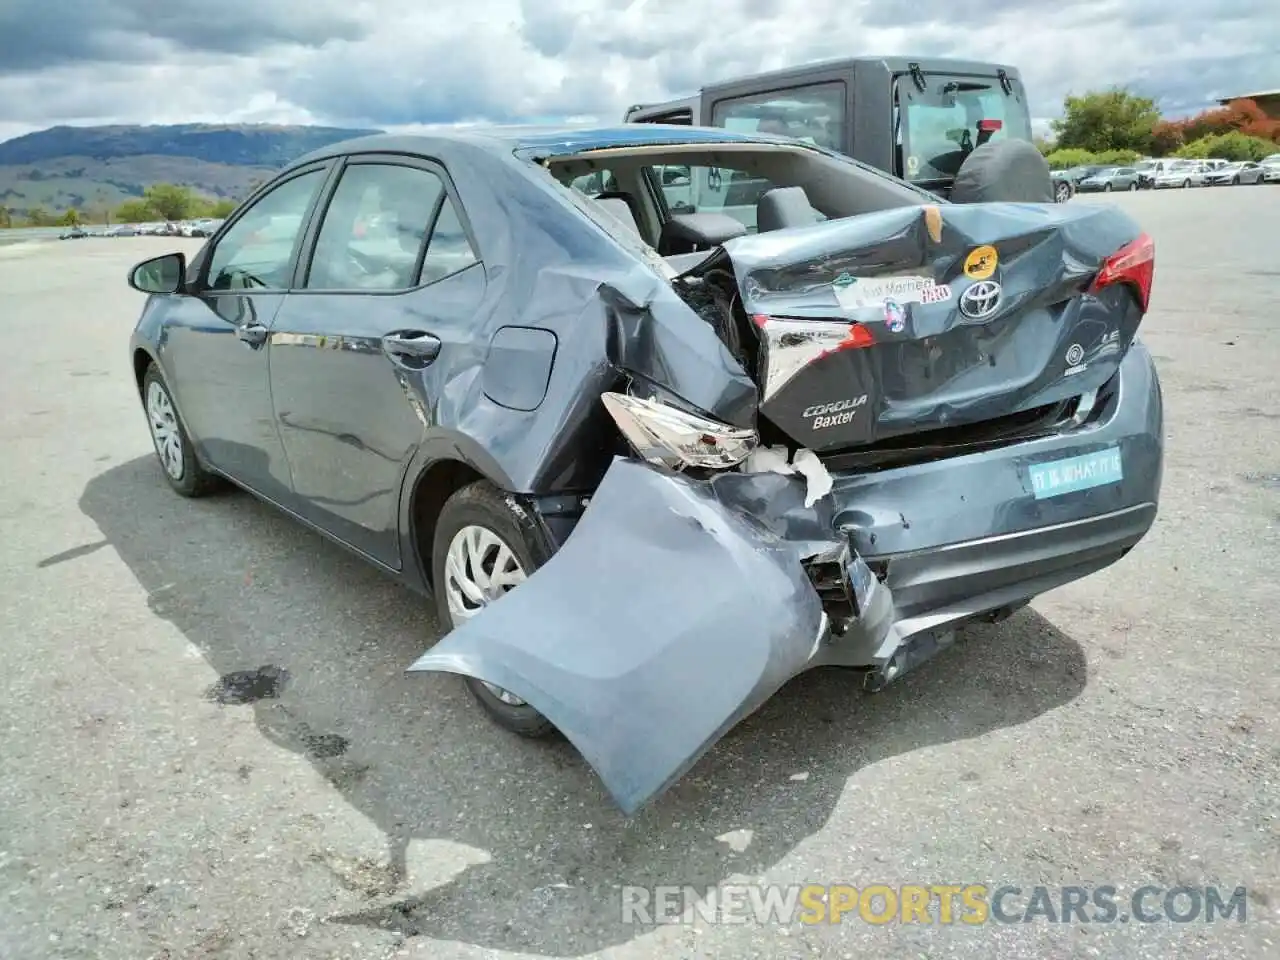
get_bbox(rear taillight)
[1090,232,1155,313]
[977,119,1003,132]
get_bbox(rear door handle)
[236,322,268,348]
[381,330,442,369]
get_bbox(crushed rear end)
[409,197,1163,814]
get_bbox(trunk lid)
[703,201,1146,454]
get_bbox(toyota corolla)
[126,125,1163,814]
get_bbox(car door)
[161,163,332,500]
[268,156,486,567]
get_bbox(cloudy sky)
[0,0,1276,142]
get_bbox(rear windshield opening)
[897,76,1033,184]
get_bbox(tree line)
[1040,89,1280,169]
[0,183,239,229]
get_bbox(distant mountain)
[0,123,381,167]
[0,123,383,216]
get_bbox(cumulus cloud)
[0,0,1275,137]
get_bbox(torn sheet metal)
[407,457,827,815]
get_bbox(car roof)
[291,123,814,167]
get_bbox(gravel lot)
[1,186,1277,960]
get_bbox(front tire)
[141,364,220,497]
[1182,179,1191,188]
[1103,182,1113,192]
[1232,176,1240,185]
[432,480,557,738]
[1054,182,1071,203]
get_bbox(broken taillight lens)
[601,392,757,471]
[1090,232,1155,313]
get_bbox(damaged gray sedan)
[126,124,1162,815]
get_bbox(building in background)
[1217,89,1280,119]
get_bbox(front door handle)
[381,330,441,369]
[236,322,268,348]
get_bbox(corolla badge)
[959,280,1002,320]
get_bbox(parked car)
[1152,159,1207,188]
[1204,161,1267,185]
[1262,158,1280,183]
[1076,166,1141,192]
[126,125,1162,814]
[58,226,88,240]
[1133,159,1171,189]
[185,218,220,237]
[105,224,138,237]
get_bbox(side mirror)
[128,252,187,295]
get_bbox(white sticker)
[834,275,951,311]
[907,155,920,175]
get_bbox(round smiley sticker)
[963,245,998,280]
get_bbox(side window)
[206,169,324,290]
[305,164,445,291]
[710,82,846,150]
[419,196,479,285]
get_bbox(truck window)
[897,77,1033,184]
[709,82,845,150]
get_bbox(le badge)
[963,245,999,280]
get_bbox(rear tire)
[431,480,557,739]
[1128,181,1138,191]
[140,364,221,498]
[1054,181,1071,203]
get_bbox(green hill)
[0,123,381,217]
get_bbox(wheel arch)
[132,346,157,396]
[400,434,519,594]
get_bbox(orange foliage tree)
[1160,99,1280,150]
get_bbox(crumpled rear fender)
[407,457,827,815]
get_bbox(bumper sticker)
[1029,446,1123,499]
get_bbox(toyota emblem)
[959,280,1002,320]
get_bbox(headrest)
[756,186,817,233]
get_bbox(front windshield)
[896,74,1034,183]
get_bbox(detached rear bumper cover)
[408,459,827,815]
[409,342,1163,814]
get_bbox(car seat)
[593,191,644,234]
[593,197,643,238]
[756,186,817,232]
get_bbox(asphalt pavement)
[1,186,1277,959]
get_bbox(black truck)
[624,56,1072,204]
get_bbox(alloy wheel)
[146,381,184,480]
[444,524,529,706]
